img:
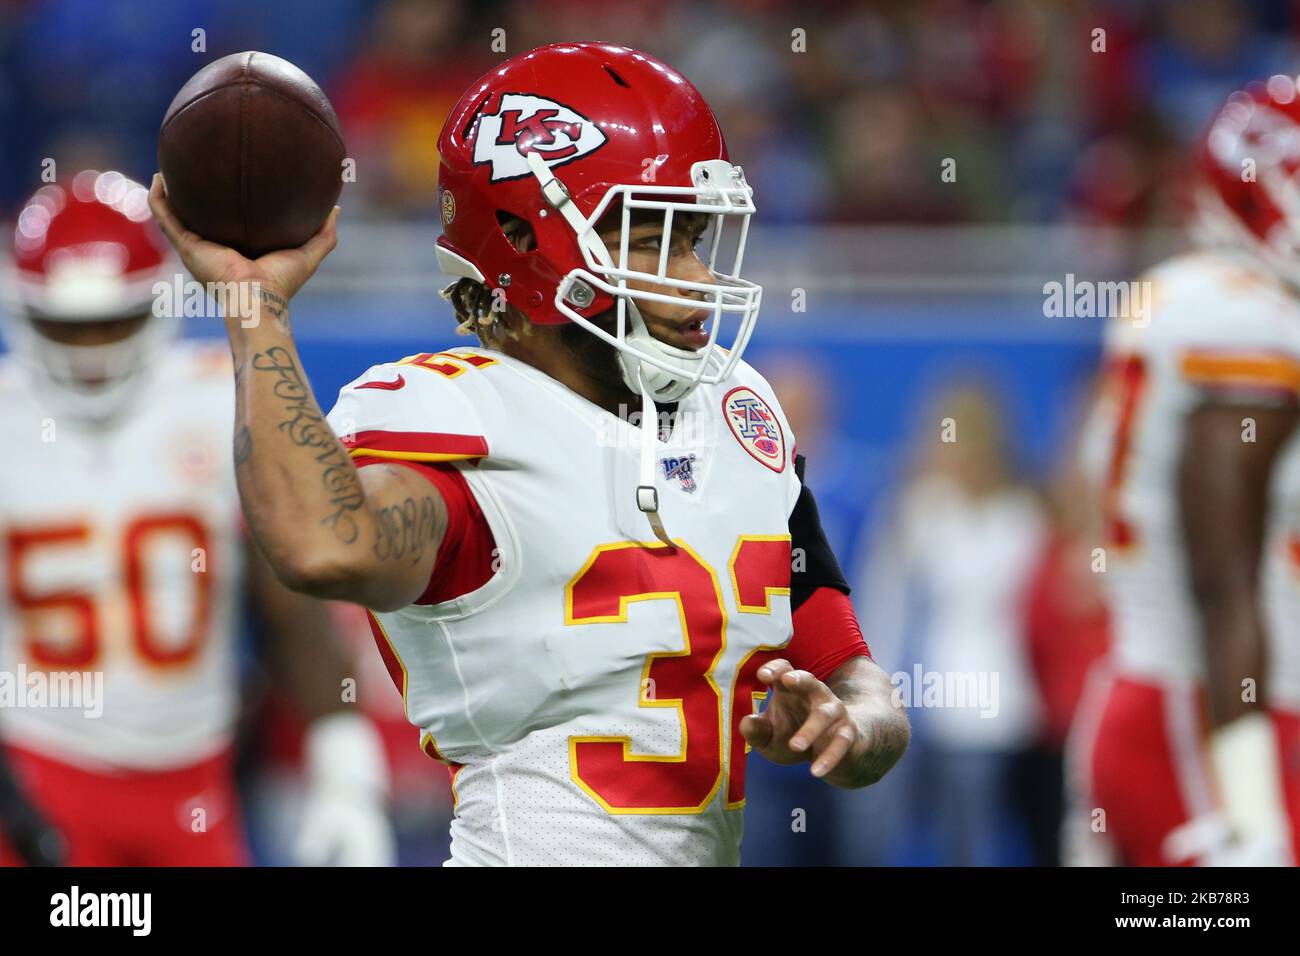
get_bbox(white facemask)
[0,310,178,428]
[526,150,761,404]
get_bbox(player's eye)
[634,230,702,257]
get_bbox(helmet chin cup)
[618,343,695,404]
[615,298,704,403]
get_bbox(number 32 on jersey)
[565,535,792,815]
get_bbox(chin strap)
[634,372,673,547]
[529,150,607,265]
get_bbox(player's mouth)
[649,309,712,351]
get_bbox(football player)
[1071,77,1300,866]
[147,42,910,866]
[0,171,393,866]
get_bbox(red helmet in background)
[3,171,178,424]
[436,42,760,404]
[1194,75,1300,284]
[11,171,171,316]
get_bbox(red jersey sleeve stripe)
[341,429,488,462]
[352,455,497,605]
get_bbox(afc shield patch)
[472,93,607,182]
[722,386,786,472]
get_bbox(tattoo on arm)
[257,288,290,332]
[233,425,253,465]
[233,357,252,464]
[373,493,441,564]
[828,666,908,788]
[248,346,366,544]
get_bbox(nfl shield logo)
[661,454,698,493]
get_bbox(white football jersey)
[1082,251,1300,707]
[0,342,245,769]
[327,347,802,865]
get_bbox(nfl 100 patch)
[661,453,699,492]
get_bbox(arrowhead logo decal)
[473,93,608,181]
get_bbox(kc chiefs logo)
[473,93,608,181]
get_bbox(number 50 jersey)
[0,344,245,770]
[327,347,802,866]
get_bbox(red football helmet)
[3,171,178,423]
[436,42,760,404]
[1195,75,1300,283]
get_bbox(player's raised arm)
[148,176,443,611]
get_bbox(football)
[157,51,345,258]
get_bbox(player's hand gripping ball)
[158,51,345,258]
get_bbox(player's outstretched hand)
[739,658,862,780]
[148,173,338,307]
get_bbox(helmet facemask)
[1193,175,1300,291]
[0,307,177,428]
[527,152,761,403]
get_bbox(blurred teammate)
[1072,78,1300,866]
[0,171,393,866]
[148,43,910,866]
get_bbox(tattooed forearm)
[373,494,441,564]
[257,288,290,332]
[223,290,441,608]
[250,345,366,544]
[827,664,910,789]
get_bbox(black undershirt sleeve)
[789,453,850,611]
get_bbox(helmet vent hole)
[603,65,630,88]
[496,210,536,252]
